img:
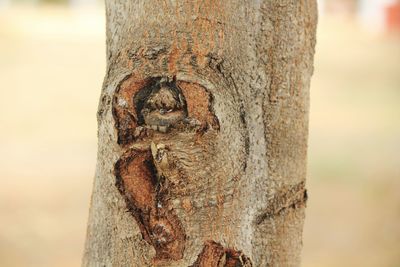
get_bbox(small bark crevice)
[255,182,308,225]
[190,241,253,267]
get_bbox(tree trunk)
[83,1,317,266]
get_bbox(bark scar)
[190,241,253,267]
[112,75,220,146]
[115,148,186,262]
[113,74,222,263]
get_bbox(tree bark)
[83,1,317,266]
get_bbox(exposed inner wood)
[112,77,150,146]
[115,149,185,262]
[177,81,220,131]
[113,76,227,264]
[113,76,220,146]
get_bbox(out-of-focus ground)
[0,5,399,267]
[305,17,400,267]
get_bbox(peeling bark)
[83,1,317,266]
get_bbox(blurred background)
[0,0,399,266]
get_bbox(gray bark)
[83,1,317,266]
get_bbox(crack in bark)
[207,54,250,172]
[255,182,308,225]
[190,241,252,267]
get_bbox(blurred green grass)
[0,6,399,267]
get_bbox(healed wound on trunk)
[113,75,226,263]
[113,76,219,146]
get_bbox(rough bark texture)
[83,1,317,266]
